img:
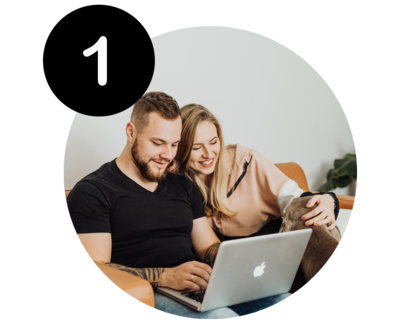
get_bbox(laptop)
[157,229,312,312]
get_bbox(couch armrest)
[95,261,155,307]
[275,162,310,192]
[274,165,355,210]
[337,195,355,210]
[65,190,71,198]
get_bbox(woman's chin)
[194,165,216,176]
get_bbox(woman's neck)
[203,173,213,188]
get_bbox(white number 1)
[83,36,107,86]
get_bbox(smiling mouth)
[152,159,169,168]
[199,158,214,168]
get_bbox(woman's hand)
[168,159,180,173]
[301,194,337,231]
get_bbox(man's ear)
[126,122,137,143]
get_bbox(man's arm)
[191,217,221,268]
[79,232,211,291]
[106,263,165,290]
[79,233,166,289]
[107,217,221,291]
[78,233,112,263]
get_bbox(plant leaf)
[333,158,357,177]
[345,153,356,160]
[320,181,335,192]
[326,168,334,179]
[335,176,354,188]
[320,169,337,192]
[322,153,357,190]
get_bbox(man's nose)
[160,145,174,161]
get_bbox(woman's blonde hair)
[176,104,237,218]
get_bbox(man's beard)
[130,139,171,182]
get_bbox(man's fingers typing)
[162,261,213,290]
[190,274,208,290]
[185,262,211,288]
[191,261,212,276]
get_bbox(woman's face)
[188,121,221,179]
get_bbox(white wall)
[65,27,355,195]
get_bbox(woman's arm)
[251,151,339,229]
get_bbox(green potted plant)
[320,154,357,192]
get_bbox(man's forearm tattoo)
[203,243,221,269]
[106,263,165,289]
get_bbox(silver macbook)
[157,229,312,312]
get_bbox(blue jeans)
[154,292,290,319]
[229,292,291,316]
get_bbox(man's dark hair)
[130,92,180,133]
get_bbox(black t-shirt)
[67,159,206,268]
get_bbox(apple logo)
[253,261,266,277]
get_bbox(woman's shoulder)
[226,144,237,165]
[226,143,257,166]
[226,144,280,178]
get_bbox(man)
[67,92,289,318]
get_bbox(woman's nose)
[202,146,211,158]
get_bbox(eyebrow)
[193,136,218,146]
[151,137,180,144]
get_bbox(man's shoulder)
[80,160,115,183]
[164,173,204,212]
[165,172,197,193]
[68,160,117,200]
[165,172,192,186]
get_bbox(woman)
[171,104,339,315]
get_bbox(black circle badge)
[43,5,155,117]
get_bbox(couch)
[65,161,355,308]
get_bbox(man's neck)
[116,145,159,192]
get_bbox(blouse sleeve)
[278,179,305,216]
[233,149,338,225]
[251,151,304,217]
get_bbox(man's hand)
[160,261,212,291]
[301,194,337,231]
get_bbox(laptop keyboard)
[181,289,206,303]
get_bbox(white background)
[64,26,355,195]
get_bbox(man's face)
[131,112,182,182]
